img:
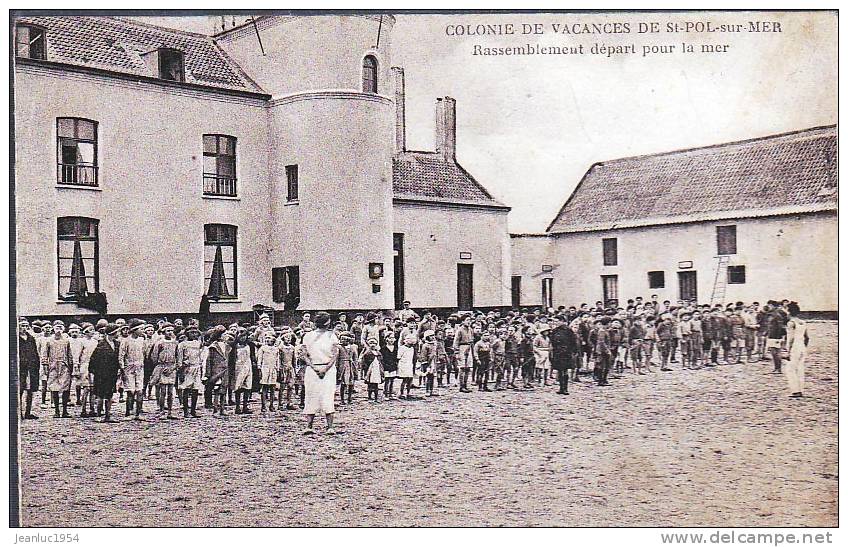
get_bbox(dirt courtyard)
[18,321,837,527]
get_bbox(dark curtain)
[207,245,230,298]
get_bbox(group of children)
[16,296,808,422]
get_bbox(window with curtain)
[57,217,98,301]
[203,135,237,196]
[204,224,237,300]
[272,266,300,303]
[57,118,98,186]
[16,24,46,60]
[362,55,378,93]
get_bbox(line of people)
[16,297,811,425]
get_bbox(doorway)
[601,275,619,307]
[678,271,698,302]
[393,233,404,309]
[457,264,474,310]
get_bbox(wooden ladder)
[710,255,730,307]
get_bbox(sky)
[135,11,837,232]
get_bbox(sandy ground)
[18,321,837,527]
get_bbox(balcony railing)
[204,175,238,197]
[58,164,98,186]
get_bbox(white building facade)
[13,15,511,320]
[511,126,838,313]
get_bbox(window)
[203,135,237,197]
[648,271,665,289]
[158,48,185,81]
[362,55,378,93]
[272,266,300,304]
[286,165,299,201]
[57,118,98,186]
[716,225,737,255]
[602,237,618,266]
[57,217,98,301]
[727,265,746,284]
[204,224,237,300]
[16,24,46,60]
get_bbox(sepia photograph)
[7,6,838,533]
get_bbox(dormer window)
[158,48,184,82]
[16,24,46,60]
[362,55,378,93]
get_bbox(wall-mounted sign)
[372,284,381,293]
[459,252,472,260]
[542,264,553,273]
[368,262,384,279]
[678,261,694,269]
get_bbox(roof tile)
[547,125,837,233]
[16,16,264,93]
[392,152,506,208]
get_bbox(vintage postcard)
[8,8,837,532]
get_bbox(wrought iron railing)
[203,175,237,197]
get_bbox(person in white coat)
[784,302,809,398]
[301,312,339,435]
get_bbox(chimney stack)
[435,96,456,162]
[391,67,406,153]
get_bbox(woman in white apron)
[784,302,809,398]
[302,312,339,435]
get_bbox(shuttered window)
[716,225,737,255]
[602,238,618,266]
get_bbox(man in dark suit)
[549,315,579,395]
[17,317,40,419]
[89,323,121,423]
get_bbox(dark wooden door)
[678,271,697,302]
[457,264,474,310]
[393,233,404,309]
[511,276,521,308]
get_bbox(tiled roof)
[547,125,837,233]
[393,151,508,209]
[15,16,264,94]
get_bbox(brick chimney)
[435,97,456,162]
[391,67,406,153]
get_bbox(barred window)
[57,118,98,186]
[16,24,46,60]
[204,224,237,300]
[203,135,237,197]
[57,217,98,301]
[362,55,378,93]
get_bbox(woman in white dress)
[784,302,809,398]
[301,312,340,434]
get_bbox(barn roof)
[392,151,508,210]
[546,125,837,234]
[14,16,265,94]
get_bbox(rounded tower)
[217,15,396,310]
